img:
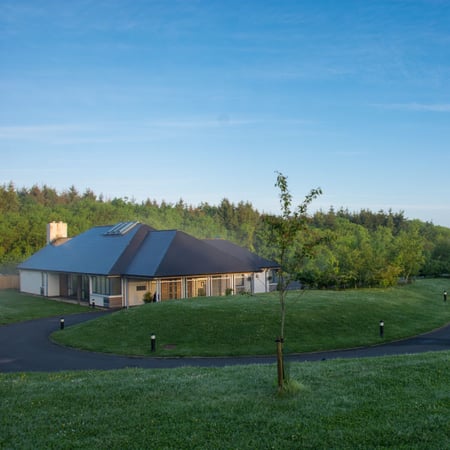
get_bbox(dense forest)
[1,182,450,288]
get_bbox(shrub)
[143,292,153,303]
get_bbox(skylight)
[104,221,139,236]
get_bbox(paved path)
[1,311,449,373]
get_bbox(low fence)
[0,275,19,290]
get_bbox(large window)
[186,278,207,298]
[160,279,182,300]
[67,274,90,300]
[268,269,279,292]
[211,275,232,296]
[92,276,121,296]
[235,274,250,294]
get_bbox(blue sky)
[1,0,450,226]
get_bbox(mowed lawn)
[1,352,449,449]
[0,289,89,325]
[1,281,449,448]
[51,278,450,357]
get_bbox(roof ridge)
[109,224,152,274]
[151,230,178,276]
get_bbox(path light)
[444,291,447,302]
[151,334,156,352]
[379,320,384,338]
[91,300,95,309]
[60,318,65,330]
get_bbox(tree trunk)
[280,295,286,342]
[276,337,284,390]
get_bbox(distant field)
[52,278,450,357]
[1,352,449,449]
[0,290,89,325]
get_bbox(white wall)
[19,270,42,296]
[20,271,61,297]
[90,293,106,307]
[47,273,60,297]
[253,271,267,294]
[127,280,147,306]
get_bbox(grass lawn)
[0,289,89,325]
[52,278,450,357]
[1,351,449,449]
[1,282,449,448]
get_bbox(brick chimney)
[47,221,68,244]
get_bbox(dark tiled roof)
[204,239,279,269]
[123,230,177,277]
[153,231,256,277]
[19,223,279,277]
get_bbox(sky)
[1,0,450,226]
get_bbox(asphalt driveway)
[1,311,449,373]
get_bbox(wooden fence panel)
[0,275,19,290]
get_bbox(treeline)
[1,182,449,287]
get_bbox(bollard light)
[91,300,96,309]
[379,320,384,338]
[60,318,65,330]
[151,334,156,352]
[444,291,447,303]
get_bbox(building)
[18,221,279,307]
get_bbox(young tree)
[265,172,322,390]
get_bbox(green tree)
[265,172,321,390]
[394,221,426,282]
[369,226,400,287]
[0,182,19,213]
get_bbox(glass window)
[92,276,122,295]
[110,277,121,295]
[211,275,231,296]
[235,274,247,294]
[160,279,182,300]
[186,278,207,298]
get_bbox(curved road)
[1,311,449,373]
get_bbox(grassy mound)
[52,278,450,356]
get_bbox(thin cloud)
[332,151,367,157]
[372,102,450,112]
[0,116,314,143]
[146,118,258,129]
[0,120,249,140]
[0,124,85,139]
[0,119,250,143]
[147,117,314,129]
